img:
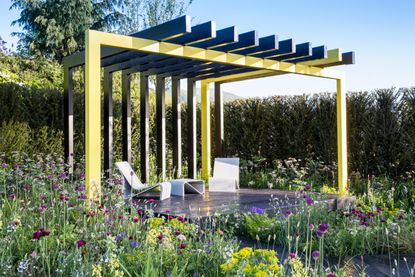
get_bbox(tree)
[10,0,127,61]
[0,36,10,55]
[119,0,193,34]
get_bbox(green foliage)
[119,0,192,34]
[0,52,62,88]
[243,213,280,241]
[10,0,127,60]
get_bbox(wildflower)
[116,232,126,242]
[305,184,311,190]
[1,163,7,169]
[59,172,67,179]
[130,241,140,248]
[361,221,369,226]
[177,234,187,241]
[251,206,266,214]
[30,251,38,258]
[309,223,315,231]
[77,239,87,248]
[317,223,329,236]
[47,174,53,180]
[40,204,48,212]
[289,252,297,258]
[312,250,320,259]
[179,243,187,249]
[165,209,171,213]
[148,199,156,203]
[286,210,293,216]
[327,273,336,277]
[133,216,139,223]
[32,227,50,240]
[305,196,314,206]
[157,233,164,241]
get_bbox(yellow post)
[336,77,348,195]
[201,80,211,179]
[85,30,102,203]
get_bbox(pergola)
[62,15,354,201]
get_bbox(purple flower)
[250,206,266,214]
[309,223,315,231]
[1,163,7,169]
[47,174,53,180]
[327,273,336,277]
[77,239,86,248]
[305,196,314,206]
[52,184,61,191]
[305,184,311,191]
[59,172,67,180]
[130,241,140,248]
[312,250,320,259]
[193,272,199,277]
[317,223,329,236]
[116,232,126,242]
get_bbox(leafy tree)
[119,0,193,34]
[10,0,127,61]
[0,36,12,55]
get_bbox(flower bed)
[1,153,414,276]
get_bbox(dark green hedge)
[1,79,414,179]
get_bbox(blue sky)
[1,0,414,97]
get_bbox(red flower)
[32,231,43,240]
[32,227,50,240]
[133,216,139,223]
[77,239,87,248]
[179,244,187,249]
[157,234,164,241]
[148,199,156,203]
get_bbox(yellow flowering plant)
[221,247,281,276]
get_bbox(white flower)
[176,234,187,241]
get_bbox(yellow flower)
[92,264,102,277]
[255,271,268,277]
[234,247,253,258]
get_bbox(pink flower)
[289,252,297,258]
[327,273,336,277]
[30,251,38,258]
[148,199,156,203]
[76,239,87,248]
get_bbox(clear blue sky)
[1,0,414,97]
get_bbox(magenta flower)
[32,228,50,240]
[327,273,336,277]
[312,250,320,259]
[148,199,156,203]
[76,239,87,248]
[305,184,311,190]
[289,252,297,258]
[305,196,314,206]
[309,223,315,231]
[165,209,171,213]
[317,223,329,236]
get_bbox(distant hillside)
[178,88,243,103]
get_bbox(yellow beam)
[89,30,344,80]
[300,49,342,66]
[336,77,348,195]
[201,80,211,179]
[85,30,102,203]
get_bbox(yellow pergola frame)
[84,30,348,202]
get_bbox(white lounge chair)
[170,179,205,197]
[208,158,240,192]
[115,161,171,201]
